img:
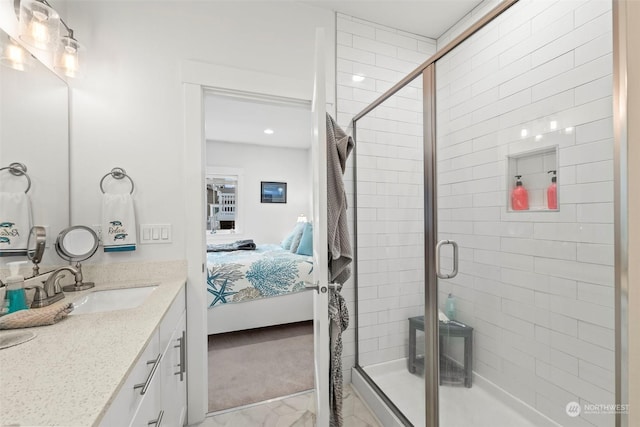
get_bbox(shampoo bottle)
[445,293,456,320]
[5,261,28,314]
[511,175,529,210]
[547,170,557,210]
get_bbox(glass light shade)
[54,35,83,78]
[0,36,33,71]
[19,0,61,50]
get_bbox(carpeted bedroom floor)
[208,321,315,413]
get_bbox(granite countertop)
[0,261,186,427]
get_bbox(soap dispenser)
[511,175,529,210]
[445,293,456,320]
[547,170,557,210]
[4,261,28,314]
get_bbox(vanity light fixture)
[54,28,83,78]
[0,34,33,71]
[17,0,84,78]
[18,0,60,50]
[264,128,275,135]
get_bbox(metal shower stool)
[408,315,473,387]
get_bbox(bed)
[206,243,314,334]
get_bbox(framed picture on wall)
[260,181,287,203]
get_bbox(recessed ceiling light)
[352,74,365,82]
[264,128,274,135]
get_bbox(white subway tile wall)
[337,13,437,375]
[436,1,614,427]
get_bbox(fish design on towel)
[102,193,137,252]
[0,192,33,257]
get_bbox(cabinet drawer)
[100,332,161,426]
[159,286,185,351]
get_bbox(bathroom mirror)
[0,28,70,270]
[26,225,46,275]
[55,226,97,291]
[55,226,98,262]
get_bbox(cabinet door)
[161,311,187,426]
[100,333,161,427]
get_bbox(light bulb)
[7,44,25,64]
[30,21,49,45]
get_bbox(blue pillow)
[282,222,304,250]
[296,223,313,256]
[289,223,307,253]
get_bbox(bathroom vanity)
[0,263,187,427]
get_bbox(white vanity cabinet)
[100,287,186,427]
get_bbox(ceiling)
[204,94,312,149]
[205,1,484,148]
[303,0,485,39]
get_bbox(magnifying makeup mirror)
[26,225,46,276]
[55,225,98,291]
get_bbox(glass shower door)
[354,73,426,426]
[433,1,615,426]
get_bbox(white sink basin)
[71,286,158,315]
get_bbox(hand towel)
[102,193,137,252]
[0,192,33,257]
[0,302,73,330]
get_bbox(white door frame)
[181,59,315,424]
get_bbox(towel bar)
[0,162,31,193]
[99,167,135,194]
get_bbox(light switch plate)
[140,224,172,244]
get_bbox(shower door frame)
[351,1,630,426]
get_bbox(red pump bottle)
[547,170,557,209]
[511,175,529,210]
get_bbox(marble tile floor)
[200,385,382,427]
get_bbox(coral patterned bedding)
[206,244,313,308]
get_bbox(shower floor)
[363,359,555,427]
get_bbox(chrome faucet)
[44,266,81,295]
[28,268,70,308]
[28,265,94,308]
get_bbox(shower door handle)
[435,240,459,279]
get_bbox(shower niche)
[506,146,559,212]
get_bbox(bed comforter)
[206,244,313,307]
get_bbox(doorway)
[203,90,316,413]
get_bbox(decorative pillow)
[289,223,306,253]
[281,222,304,250]
[296,222,313,256]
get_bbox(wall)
[436,0,502,49]
[435,1,614,426]
[62,0,334,264]
[337,13,437,374]
[206,141,310,244]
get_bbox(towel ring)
[0,162,31,193]
[99,167,135,194]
